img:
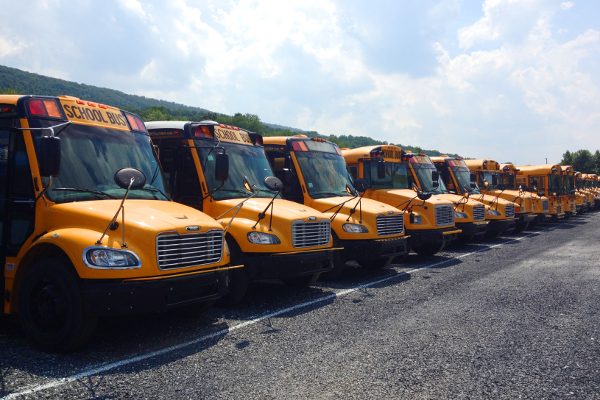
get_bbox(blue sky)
[1,0,599,164]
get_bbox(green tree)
[561,150,573,166]
[593,150,600,175]
[571,149,594,173]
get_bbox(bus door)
[1,125,37,305]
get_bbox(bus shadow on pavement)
[0,310,231,382]
[216,282,334,322]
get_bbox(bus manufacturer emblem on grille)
[308,216,317,221]
[186,225,200,231]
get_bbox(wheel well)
[12,244,76,313]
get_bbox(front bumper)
[456,221,488,238]
[339,236,410,262]
[82,267,238,316]
[407,227,462,247]
[245,248,335,279]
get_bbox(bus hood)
[308,195,401,216]
[363,188,453,208]
[45,199,223,236]
[212,197,329,223]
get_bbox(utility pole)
[545,157,547,164]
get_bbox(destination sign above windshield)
[214,126,253,145]
[59,99,129,130]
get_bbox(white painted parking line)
[2,232,539,400]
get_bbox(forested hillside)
[0,64,454,156]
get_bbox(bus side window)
[7,132,35,255]
[0,130,8,246]
[269,154,304,204]
[155,139,202,210]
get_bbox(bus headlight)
[84,247,141,269]
[342,223,368,233]
[486,209,501,217]
[454,211,468,219]
[247,232,281,244]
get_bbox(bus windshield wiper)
[52,187,116,199]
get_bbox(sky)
[1,0,599,164]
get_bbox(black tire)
[216,239,249,307]
[18,258,96,352]
[356,256,392,270]
[513,220,528,233]
[282,273,319,287]
[411,241,444,256]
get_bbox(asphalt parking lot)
[2,213,600,399]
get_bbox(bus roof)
[464,159,500,171]
[561,165,574,174]
[499,163,519,173]
[515,164,562,174]
[341,145,403,163]
[0,95,144,132]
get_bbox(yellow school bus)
[0,95,235,351]
[560,166,580,215]
[499,163,549,225]
[581,173,600,209]
[464,159,537,231]
[262,136,408,273]
[342,146,460,256]
[574,171,594,213]
[146,122,335,302]
[515,164,565,220]
[400,152,488,242]
[431,156,518,237]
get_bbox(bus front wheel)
[18,258,96,352]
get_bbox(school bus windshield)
[365,160,410,190]
[197,140,276,200]
[500,173,515,188]
[411,163,447,193]
[562,175,574,194]
[452,166,480,194]
[33,122,168,203]
[549,174,562,195]
[295,151,353,198]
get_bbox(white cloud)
[560,1,575,10]
[0,35,27,58]
[116,0,148,20]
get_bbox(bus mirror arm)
[97,168,146,248]
[252,176,283,231]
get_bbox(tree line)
[560,150,600,174]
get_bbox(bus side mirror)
[377,161,386,179]
[214,152,229,182]
[431,170,439,188]
[264,176,283,192]
[38,136,61,177]
[115,167,146,190]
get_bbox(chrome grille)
[292,220,330,248]
[472,204,485,221]
[376,214,404,236]
[435,205,454,226]
[542,199,549,211]
[505,204,515,218]
[157,230,223,270]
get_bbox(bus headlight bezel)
[342,223,369,233]
[247,231,281,245]
[83,247,142,269]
